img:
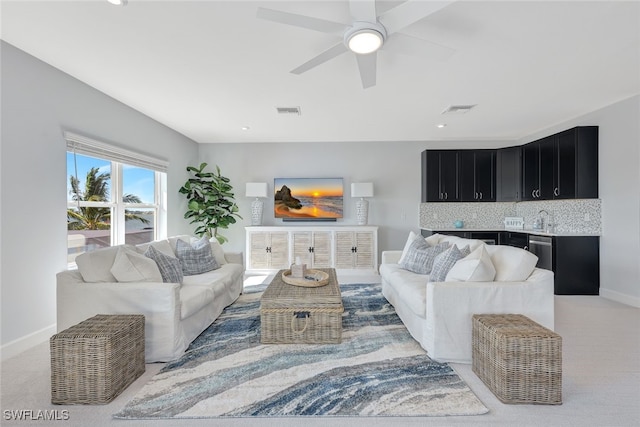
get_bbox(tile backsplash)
[420,199,601,234]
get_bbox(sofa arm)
[56,270,182,361]
[224,251,243,266]
[424,268,555,363]
[381,250,403,265]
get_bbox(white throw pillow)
[445,245,496,282]
[208,238,227,265]
[486,245,539,281]
[110,246,162,282]
[136,239,175,257]
[75,245,122,282]
[424,233,442,246]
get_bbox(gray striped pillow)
[175,237,219,275]
[144,245,183,283]
[399,235,449,274]
[429,245,471,283]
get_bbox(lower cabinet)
[552,236,600,295]
[246,226,378,274]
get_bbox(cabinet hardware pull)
[308,247,313,253]
[532,189,536,198]
[480,192,483,199]
[554,187,559,196]
[444,192,448,200]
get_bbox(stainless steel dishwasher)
[528,235,553,270]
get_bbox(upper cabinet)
[421,150,459,202]
[522,126,598,201]
[554,126,598,199]
[422,126,598,204]
[460,150,496,202]
[496,146,522,202]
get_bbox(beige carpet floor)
[2,277,639,426]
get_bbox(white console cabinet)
[245,226,378,274]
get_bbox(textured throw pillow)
[175,236,219,275]
[430,245,468,283]
[145,245,183,283]
[110,246,162,282]
[398,231,419,265]
[445,245,496,282]
[399,234,449,274]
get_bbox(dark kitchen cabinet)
[553,126,598,199]
[522,126,598,201]
[522,136,554,200]
[421,150,459,202]
[553,236,600,295]
[460,150,496,202]
[496,146,522,202]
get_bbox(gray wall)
[0,42,198,351]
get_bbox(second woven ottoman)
[50,314,145,404]
[472,314,562,405]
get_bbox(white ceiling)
[1,0,639,144]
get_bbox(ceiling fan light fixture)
[107,0,128,6]
[348,30,383,54]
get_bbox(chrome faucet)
[537,209,553,233]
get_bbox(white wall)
[517,95,640,306]
[0,42,199,355]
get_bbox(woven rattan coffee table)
[261,268,343,344]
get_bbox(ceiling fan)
[256,0,456,89]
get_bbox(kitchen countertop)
[422,227,601,237]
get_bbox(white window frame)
[65,131,168,250]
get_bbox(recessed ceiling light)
[437,124,447,128]
[107,0,128,6]
[241,126,250,131]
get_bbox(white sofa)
[380,233,555,364]
[57,235,244,362]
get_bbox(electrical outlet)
[584,213,590,222]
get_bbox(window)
[65,132,168,265]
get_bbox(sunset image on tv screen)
[274,178,343,219]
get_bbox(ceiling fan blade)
[257,7,346,35]
[379,0,455,34]
[349,0,377,22]
[291,43,349,75]
[383,32,455,61]
[355,53,377,89]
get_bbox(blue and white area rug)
[115,283,488,419]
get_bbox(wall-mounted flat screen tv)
[274,178,343,221]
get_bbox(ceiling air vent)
[276,106,302,115]
[442,104,477,115]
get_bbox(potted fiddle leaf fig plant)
[178,163,242,244]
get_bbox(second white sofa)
[380,232,555,364]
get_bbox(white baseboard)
[0,323,56,361]
[599,288,640,308]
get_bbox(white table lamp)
[246,182,268,226]
[351,183,374,225]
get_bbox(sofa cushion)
[380,263,429,318]
[110,246,162,282]
[75,245,123,282]
[485,245,539,281]
[145,245,183,283]
[399,234,449,274]
[430,245,470,283]
[175,236,219,275]
[446,245,496,282]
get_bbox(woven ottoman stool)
[50,314,145,404]
[472,314,562,405]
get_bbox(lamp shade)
[246,182,268,198]
[351,182,374,198]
